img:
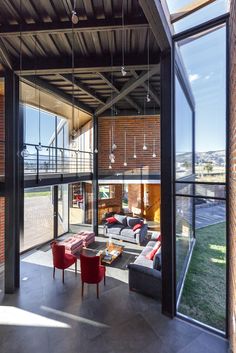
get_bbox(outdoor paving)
[0,236,229,353]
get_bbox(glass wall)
[22,187,54,252]
[58,185,69,236]
[174,24,227,332]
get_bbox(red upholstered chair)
[51,241,77,283]
[80,254,106,299]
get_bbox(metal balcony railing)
[23,143,93,176]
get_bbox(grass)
[178,222,226,331]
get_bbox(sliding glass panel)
[22,187,54,252]
[58,184,69,236]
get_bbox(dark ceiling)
[0,0,161,116]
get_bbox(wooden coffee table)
[97,242,124,265]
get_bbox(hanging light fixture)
[109,129,115,163]
[121,0,127,76]
[124,131,127,166]
[36,89,43,151]
[71,0,79,24]
[146,28,151,103]
[111,125,117,151]
[143,133,147,150]
[70,13,78,141]
[19,0,29,158]
[152,138,156,158]
[133,136,137,159]
[109,164,112,170]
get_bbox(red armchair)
[51,241,77,283]
[80,254,106,299]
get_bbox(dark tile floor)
[0,239,229,353]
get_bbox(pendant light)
[121,0,127,77]
[71,14,77,141]
[19,0,29,158]
[36,89,42,151]
[143,133,147,151]
[124,131,127,167]
[152,138,156,158]
[109,129,115,164]
[146,28,151,103]
[71,0,79,24]
[112,125,117,151]
[133,136,137,158]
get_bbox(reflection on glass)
[175,76,193,179]
[176,196,194,295]
[22,187,54,252]
[178,199,226,331]
[58,185,69,236]
[177,26,226,183]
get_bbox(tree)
[204,162,213,174]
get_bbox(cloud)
[189,74,200,82]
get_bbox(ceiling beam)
[95,66,160,116]
[0,39,13,69]
[131,70,160,106]
[170,0,217,23]
[22,76,93,115]
[0,17,149,37]
[60,74,105,106]
[139,0,172,51]
[14,54,159,76]
[97,72,142,113]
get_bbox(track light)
[71,10,79,24]
[121,66,127,77]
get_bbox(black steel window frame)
[172,14,229,337]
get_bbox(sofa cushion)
[107,224,124,235]
[146,241,161,260]
[153,248,162,270]
[106,216,117,224]
[133,223,142,232]
[114,214,127,226]
[134,253,153,269]
[120,227,136,238]
[127,216,143,228]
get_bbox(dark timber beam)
[171,0,217,23]
[0,18,149,37]
[131,70,160,106]
[22,76,93,116]
[139,0,172,51]
[96,72,142,113]
[14,54,158,76]
[0,39,13,69]
[60,74,105,106]
[5,70,23,293]
[95,66,160,116]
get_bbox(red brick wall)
[229,1,236,350]
[0,94,4,176]
[98,116,160,175]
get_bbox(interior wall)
[98,116,160,175]
[229,0,236,350]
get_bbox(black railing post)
[36,147,39,183]
[76,151,78,176]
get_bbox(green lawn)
[178,222,226,331]
[24,191,50,198]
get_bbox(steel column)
[92,115,98,235]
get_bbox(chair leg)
[53,267,55,279]
[104,275,106,286]
[75,260,77,275]
[81,282,84,298]
[62,269,64,283]
[97,283,99,299]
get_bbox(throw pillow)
[146,241,161,260]
[133,223,142,232]
[153,247,162,270]
[114,214,127,226]
[127,216,143,228]
[106,216,117,224]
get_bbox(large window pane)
[58,185,69,236]
[175,76,193,179]
[22,187,54,252]
[178,199,226,331]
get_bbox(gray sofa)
[128,240,162,300]
[104,214,148,245]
